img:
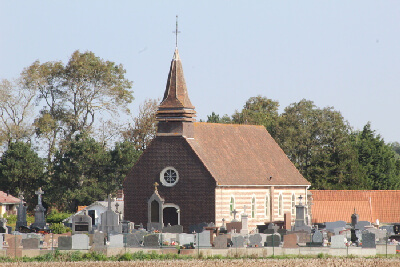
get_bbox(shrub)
[50,223,71,234]
[47,210,73,224]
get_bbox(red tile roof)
[185,122,311,186]
[0,191,20,204]
[310,190,400,224]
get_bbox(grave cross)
[115,202,119,212]
[222,218,225,227]
[35,187,44,205]
[231,209,238,221]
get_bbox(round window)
[160,167,179,187]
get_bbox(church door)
[163,207,179,226]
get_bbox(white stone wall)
[215,186,308,231]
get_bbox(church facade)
[123,49,311,232]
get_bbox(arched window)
[278,193,283,216]
[265,195,269,218]
[291,194,296,215]
[230,197,235,213]
[251,197,256,218]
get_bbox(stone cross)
[115,202,119,213]
[222,218,225,227]
[18,192,24,204]
[35,188,44,205]
[231,209,238,221]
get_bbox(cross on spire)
[35,187,44,205]
[173,15,180,48]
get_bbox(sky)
[1,1,400,143]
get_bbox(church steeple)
[156,49,196,137]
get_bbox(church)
[123,48,311,232]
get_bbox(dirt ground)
[1,259,400,267]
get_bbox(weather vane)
[173,15,180,48]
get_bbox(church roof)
[185,122,311,186]
[156,49,196,122]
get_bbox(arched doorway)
[163,204,180,226]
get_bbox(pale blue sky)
[1,1,399,142]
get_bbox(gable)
[185,122,310,186]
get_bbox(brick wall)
[123,136,216,232]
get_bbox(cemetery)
[0,188,398,259]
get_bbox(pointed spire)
[156,49,196,122]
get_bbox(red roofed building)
[310,190,400,224]
[0,191,20,216]
[123,49,311,231]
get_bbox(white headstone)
[71,234,89,250]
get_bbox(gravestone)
[126,232,145,247]
[231,235,245,247]
[163,224,183,233]
[16,193,27,231]
[22,238,39,249]
[100,195,121,235]
[292,231,311,243]
[58,236,72,250]
[72,234,89,250]
[178,233,195,246]
[394,224,400,235]
[312,230,323,243]
[362,233,376,248]
[189,222,207,233]
[365,228,387,243]
[214,235,228,249]
[30,188,46,229]
[197,230,212,247]
[355,221,371,231]
[6,234,22,257]
[121,220,134,234]
[72,213,92,234]
[325,221,346,232]
[109,234,124,248]
[240,206,249,235]
[283,233,298,248]
[351,209,359,227]
[91,232,106,250]
[144,234,159,247]
[249,234,262,247]
[330,235,346,248]
[266,234,280,247]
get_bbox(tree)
[207,112,232,124]
[353,123,400,189]
[390,142,400,160]
[0,79,37,149]
[0,142,44,209]
[49,134,112,211]
[122,98,158,151]
[232,96,279,137]
[22,50,134,160]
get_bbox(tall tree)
[0,141,44,209]
[353,123,400,189]
[0,78,37,149]
[122,98,158,151]
[232,96,279,137]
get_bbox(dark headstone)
[264,229,276,234]
[58,236,72,250]
[256,224,269,233]
[283,234,298,248]
[351,210,359,227]
[22,238,39,249]
[362,233,376,248]
[31,188,46,229]
[126,232,145,247]
[163,225,183,233]
[144,234,159,247]
[394,224,400,235]
[188,222,207,233]
[214,235,228,249]
[266,234,280,247]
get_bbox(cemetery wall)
[215,187,307,229]
[124,136,216,232]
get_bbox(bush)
[50,223,71,234]
[47,210,73,224]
